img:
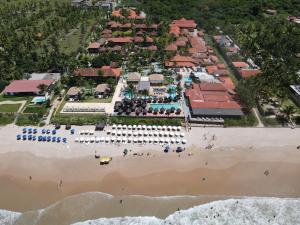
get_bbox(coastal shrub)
[51,114,106,125]
[0,113,15,125]
[16,114,40,126]
[224,113,257,127]
[109,116,183,126]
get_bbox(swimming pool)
[31,96,47,104]
[150,103,180,110]
[183,77,192,83]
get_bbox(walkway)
[252,108,264,127]
[45,98,60,125]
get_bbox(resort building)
[94,83,110,98]
[149,74,164,86]
[74,66,122,80]
[28,73,61,81]
[185,83,243,117]
[66,87,83,100]
[165,55,196,68]
[3,80,54,96]
[137,76,150,92]
[126,72,141,85]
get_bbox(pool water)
[150,103,180,110]
[183,77,192,83]
[31,97,47,104]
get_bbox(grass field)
[0,95,30,102]
[81,96,113,103]
[0,114,15,126]
[23,105,48,115]
[0,104,22,113]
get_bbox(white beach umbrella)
[165,138,170,143]
[132,125,137,130]
[171,138,176,143]
[167,126,172,131]
[144,137,149,143]
[138,137,143,143]
[79,130,84,135]
[105,137,110,143]
[117,137,122,142]
[128,137,132,143]
[138,131,143,136]
[147,125,152,130]
[153,132,158,137]
[157,126,162,130]
[177,126,181,131]
[144,131,148,136]
[133,138,138,143]
[90,137,95,142]
[89,130,94,135]
[127,130,132,136]
[182,139,187,144]
[112,124,117,129]
[159,131,164,137]
[122,130,127,136]
[148,132,152,136]
[176,138,181,143]
[149,138,154,143]
[133,131,138,136]
[85,137,90,143]
[175,132,180,137]
[172,126,177,131]
[117,131,122,136]
[137,125,142,130]
[100,137,105,142]
[142,125,147,130]
[159,138,165,143]
[106,130,111,135]
[111,136,116,142]
[164,131,169,137]
[85,130,89,135]
[122,137,127,143]
[154,138,159,143]
[128,125,133,130]
[180,133,185,137]
[75,138,79,142]
[80,137,85,143]
[169,132,174,137]
[117,124,122,129]
[95,137,100,143]
[152,125,157,130]
[162,126,167,130]
[122,125,127,129]
[111,130,116,135]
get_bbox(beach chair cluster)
[16,127,67,143]
[74,124,187,145]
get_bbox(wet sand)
[1,145,300,213]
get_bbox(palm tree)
[281,104,296,122]
[37,84,49,94]
[126,83,136,98]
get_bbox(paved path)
[0,100,27,113]
[252,108,264,127]
[45,98,60,125]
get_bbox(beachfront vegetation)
[0,104,22,113]
[109,116,184,126]
[0,113,16,125]
[15,114,41,126]
[224,112,257,127]
[51,114,106,125]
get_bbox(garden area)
[110,116,184,126]
[0,113,16,126]
[51,114,106,125]
[0,104,22,113]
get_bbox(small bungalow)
[149,74,164,86]
[126,72,141,85]
[137,76,150,92]
[94,83,110,98]
[66,87,83,100]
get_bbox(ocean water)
[1,193,300,225]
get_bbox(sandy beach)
[0,125,300,224]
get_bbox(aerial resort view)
[0,0,300,224]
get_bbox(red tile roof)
[165,43,178,51]
[199,83,227,92]
[112,9,145,19]
[219,77,236,91]
[171,18,197,29]
[75,67,122,78]
[239,69,261,78]
[217,64,226,69]
[169,25,180,37]
[206,65,218,74]
[170,55,195,62]
[148,45,157,51]
[4,80,54,94]
[232,61,249,68]
[88,42,101,49]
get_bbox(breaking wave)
[1,194,300,225]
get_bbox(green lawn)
[51,114,106,125]
[0,104,22,113]
[81,96,112,103]
[0,95,31,102]
[23,105,48,115]
[0,114,15,126]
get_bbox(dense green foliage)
[0,113,16,125]
[0,0,102,85]
[51,114,106,125]
[224,112,257,127]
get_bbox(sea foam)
[71,198,300,225]
[0,209,21,225]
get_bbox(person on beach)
[59,179,63,188]
[29,176,32,181]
